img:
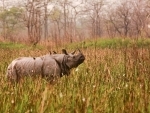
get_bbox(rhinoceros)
[6,49,85,82]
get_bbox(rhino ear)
[53,51,57,54]
[62,49,68,55]
[49,51,52,55]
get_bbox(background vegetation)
[0,38,150,113]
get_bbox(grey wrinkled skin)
[6,49,85,83]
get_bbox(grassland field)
[0,38,150,113]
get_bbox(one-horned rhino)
[6,49,85,82]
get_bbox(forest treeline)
[0,0,149,45]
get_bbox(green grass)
[0,42,26,49]
[0,42,44,50]
[1,38,150,50]
[65,38,150,49]
[0,38,150,112]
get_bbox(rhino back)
[15,57,43,76]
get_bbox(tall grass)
[0,39,150,112]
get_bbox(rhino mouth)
[79,54,85,61]
[79,56,85,63]
[75,55,85,67]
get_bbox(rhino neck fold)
[54,55,70,77]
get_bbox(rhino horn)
[62,49,68,55]
[71,50,76,55]
[77,48,82,53]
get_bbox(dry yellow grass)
[0,41,150,112]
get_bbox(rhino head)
[62,49,85,69]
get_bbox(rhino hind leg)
[6,65,20,83]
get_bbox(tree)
[106,0,150,38]
[83,0,106,38]
[51,0,84,43]
[0,0,8,39]
[107,0,131,38]
[0,7,23,40]
[23,0,43,45]
[49,6,62,46]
